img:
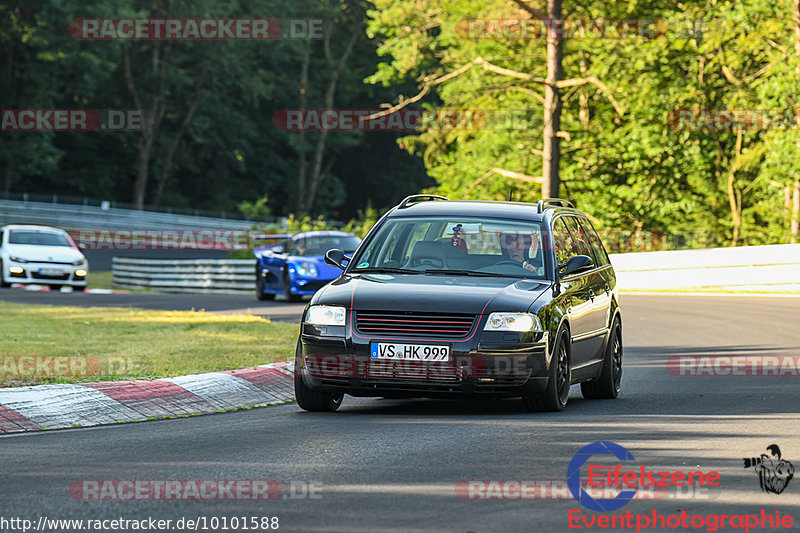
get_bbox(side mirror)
[559,255,593,277]
[271,246,284,254]
[325,249,347,270]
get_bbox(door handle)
[589,289,595,301]
[604,283,610,293]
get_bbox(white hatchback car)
[0,225,88,290]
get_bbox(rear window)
[8,230,71,247]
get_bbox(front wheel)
[256,273,275,301]
[0,261,9,288]
[523,328,571,412]
[294,341,343,412]
[581,317,622,399]
[283,270,301,303]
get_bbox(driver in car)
[499,230,544,276]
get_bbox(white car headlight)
[306,305,346,326]
[9,256,28,263]
[484,312,543,332]
[296,261,319,278]
[72,259,85,266]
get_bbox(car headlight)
[74,269,88,277]
[9,256,28,263]
[306,305,346,326]
[484,312,543,332]
[296,262,319,278]
[72,259,85,266]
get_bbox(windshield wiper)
[423,269,506,277]
[352,267,419,274]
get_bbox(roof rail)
[397,194,449,209]
[537,198,574,213]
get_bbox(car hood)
[4,244,84,263]
[313,273,550,315]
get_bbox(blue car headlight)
[296,261,319,278]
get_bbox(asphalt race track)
[2,294,800,532]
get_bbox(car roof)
[386,200,582,222]
[292,230,357,240]
[1,224,67,233]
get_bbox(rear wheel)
[581,317,622,399]
[294,340,343,412]
[523,328,571,412]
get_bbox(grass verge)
[0,301,298,387]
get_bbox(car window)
[8,230,71,247]
[577,217,610,267]
[552,218,573,265]
[282,239,297,255]
[562,217,593,261]
[352,216,551,280]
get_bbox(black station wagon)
[294,195,622,412]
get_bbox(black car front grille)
[31,272,70,280]
[355,311,476,339]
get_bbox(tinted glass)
[8,230,71,247]
[552,218,573,265]
[353,216,550,280]
[297,236,361,255]
[577,217,610,267]
[562,216,593,261]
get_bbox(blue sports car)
[254,230,361,302]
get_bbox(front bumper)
[297,329,550,399]
[4,261,87,287]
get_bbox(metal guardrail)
[609,243,800,292]
[0,199,267,231]
[112,258,255,294]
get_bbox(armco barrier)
[111,244,800,295]
[112,258,255,293]
[609,243,800,292]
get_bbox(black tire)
[49,284,62,291]
[0,261,9,288]
[283,269,301,302]
[581,317,622,399]
[523,327,571,412]
[256,273,275,301]
[294,340,343,412]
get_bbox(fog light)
[74,269,87,277]
[9,266,24,274]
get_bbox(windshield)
[297,236,361,256]
[8,230,72,247]
[351,216,551,280]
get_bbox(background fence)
[110,244,800,294]
[112,258,254,294]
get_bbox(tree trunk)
[541,0,563,199]
[153,97,201,206]
[727,172,742,246]
[302,23,359,213]
[125,43,166,209]
[792,180,800,242]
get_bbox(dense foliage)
[3,0,800,247]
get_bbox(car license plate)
[370,342,450,361]
[38,268,64,276]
